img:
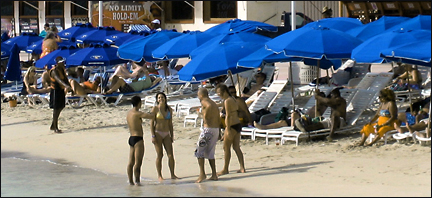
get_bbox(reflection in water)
[1,151,259,197]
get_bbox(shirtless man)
[315,88,347,142]
[242,72,266,98]
[195,88,221,183]
[216,84,246,176]
[126,96,154,186]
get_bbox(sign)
[19,18,39,34]
[91,1,162,32]
[45,18,65,32]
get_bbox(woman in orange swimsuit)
[150,92,179,181]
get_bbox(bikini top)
[156,109,171,120]
[380,109,391,117]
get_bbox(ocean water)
[1,151,258,197]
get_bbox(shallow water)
[1,151,258,197]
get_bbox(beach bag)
[274,107,290,123]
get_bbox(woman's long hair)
[379,88,396,102]
[155,92,169,112]
[44,31,57,40]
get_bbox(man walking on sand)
[195,88,221,183]
[126,96,154,186]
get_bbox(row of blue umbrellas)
[3,16,430,85]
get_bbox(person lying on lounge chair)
[413,120,431,139]
[68,76,102,96]
[254,91,328,130]
[241,72,266,98]
[111,61,146,81]
[22,66,52,95]
[104,70,162,94]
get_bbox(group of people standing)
[126,84,247,185]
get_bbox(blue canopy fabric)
[105,31,141,46]
[1,43,12,60]
[152,31,218,60]
[35,45,81,69]
[236,47,341,70]
[117,30,183,62]
[75,26,123,44]
[351,29,431,64]
[1,32,10,42]
[385,15,431,32]
[2,32,43,51]
[266,25,362,60]
[26,39,77,54]
[346,16,411,42]
[4,43,22,81]
[65,43,128,68]
[58,23,96,42]
[380,39,431,67]
[204,18,278,35]
[178,42,265,81]
[302,17,363,32]
[189,31,271,58]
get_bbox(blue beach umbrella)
[178,42,265,81]
[346,16,410,42]
[3,32,43,51]
[1,43,12,60]
[380,40,431,67]
[58,23,96,42]
[237,47,342,69]
[386,15,431,32]
[75,26,123,45]
[65,43,128,68]
[351,29,431,64]
[204,18,278,35]
[117,30,183,62]
[152,31,218,59]
[35,45,81,69]
[4,43,22,82]
[26,39,77,54]
[189,31,272,58]
[302,17,363,32]
[105,30,141,46]
[266,25,362,59]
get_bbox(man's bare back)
[201,97,221,129]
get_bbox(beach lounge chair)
[87,79,167,107]
[412,130,431,146]
[280,88,370,146]
[248,80,288,113]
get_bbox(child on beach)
[126,96,154,186]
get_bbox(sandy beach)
[1,90,430,197]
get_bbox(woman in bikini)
[216,84,246,176]
[356,88,400,146]
[150,92,179,181]
[22,66,51,95]
[40,31,62,59]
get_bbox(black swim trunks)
[230,123,242,133]
[49,88,66,109]
[128,136,143,147]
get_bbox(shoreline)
[1,101,431,197]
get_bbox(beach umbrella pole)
[228,70,235,88]
[315,60,320,118]
[290,61,295,111]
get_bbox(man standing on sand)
[126,96,154,186]
[195,88,221,183]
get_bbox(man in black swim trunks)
[215,84,246,176]
[126,96,154,186]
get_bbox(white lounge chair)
[281,88,371,146]
[248,80,288,113]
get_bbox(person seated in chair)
[68,76,102,96]
[413,120,431,139]
[22,66,52,95]
[104,70,162,94]
[389,64,422,91]
[241,72,266,98]
[254,91,328,130]
[111,61,146,81]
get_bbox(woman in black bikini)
[216,84,246,176]
[150,92,179,181]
